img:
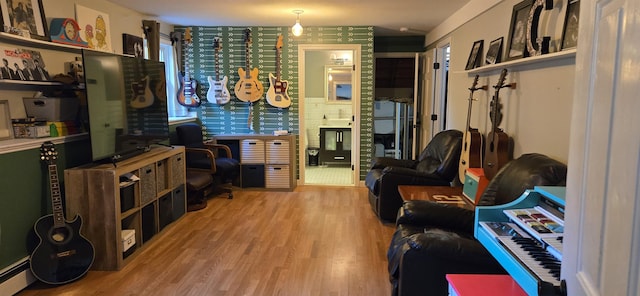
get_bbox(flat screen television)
[82,50,169,163]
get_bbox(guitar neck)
[245,43,251,78]
[214,49,220,81]
[48,164,65,227]
[276,48,281,81]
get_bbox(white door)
[421,48,436,146]
[563,0,640,294]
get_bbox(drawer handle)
[249,142,257,145]
[274,167,282,170]
[146,169,152,174]
[158,163,163,167]
[177,157,182,161]
[273,142,282,145]
[175,189,182,194]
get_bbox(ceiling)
[106,0,471,36]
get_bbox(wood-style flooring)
[18,186,395,296]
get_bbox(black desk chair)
[176,123,240,199]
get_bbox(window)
[159,38,196,121]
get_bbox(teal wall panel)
[176,26,375,180]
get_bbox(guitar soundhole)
[49,226,71,244]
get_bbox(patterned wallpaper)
[175,26,374,180]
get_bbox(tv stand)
[64,146,186,270]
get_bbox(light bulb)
[292,20,303,36]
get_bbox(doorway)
[298,44,361,186]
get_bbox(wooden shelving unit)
[64,146,186,270]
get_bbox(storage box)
[119,181,136,213]
[23,97,79,121]
[121,229,136,252]
[12,119,50,138]
[462,168,488,205]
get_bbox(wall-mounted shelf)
[0,133,88,155]
[0,32,84,53]
[467,49,577,75]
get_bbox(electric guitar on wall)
[207,37,231,104]
[266,34,291,108]
[30,142,95,285]
[458,74,486,183]
[483,69,513,180]
[234,28,264,103]
[177,28,202,107]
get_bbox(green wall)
[0,140,92,271]
[175,26,375,180]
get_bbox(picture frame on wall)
[0,100,12,140]
[465,40,484,70]
[485,37,503,65]
[123,33,144,57]
[75,4,112,52]
[505,0,533,61]
[0,0,49,41]
[561,0,580,50]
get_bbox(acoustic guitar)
[266,34,291,108]
[30,142,95,285]
[177,28,201,107]
[458,74,486,183]
[483,69,513,180]
[234,28,264,103]
[207,37,231,104]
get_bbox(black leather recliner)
[387,153,568,296]
[365,129,463,222]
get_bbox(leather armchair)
[387,153,568,296]
[176,123,240,199]
[365,129,463,222]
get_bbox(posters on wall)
[75,4,112,52]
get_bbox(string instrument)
[234,28,264,103]
[266,34,291,108]
[177,28,201,107]
[207,37,230,104]
[458,74,486,183]
[30,142,95,284]
[483,68,513,180]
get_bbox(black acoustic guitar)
[30,142,95,285]
[483,69,513,180]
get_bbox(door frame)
[298,44,361,185]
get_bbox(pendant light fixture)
[292,10,304,37]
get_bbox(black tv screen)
[82,50,169,163]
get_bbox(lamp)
[292,10,304,37]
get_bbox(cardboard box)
[121,229,135,252]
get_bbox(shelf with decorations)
[466,48,577,75]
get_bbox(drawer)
[170,153,185,188]
[266,139,289,164]
[140,164,157,205]
[241,139,265,163]
[241,164,265,188]
[265,165,290,188]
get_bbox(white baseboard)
[0,258,36,296]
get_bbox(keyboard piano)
[474,186,566,296]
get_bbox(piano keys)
[474,186,566,296]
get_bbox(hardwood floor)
[18,186,395,295]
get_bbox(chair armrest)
[396,200,475,234]
[184,147,217,173]
[370,157,417,170]
[382,166,443,180]
[204,143,233,159]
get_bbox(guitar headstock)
[275,34,283,50]
[495,68,508,89]
[470,74,479,90]
[243,28,252,45]
[40,141,57,165]
[213,37,222,52]
[184,27,192,45]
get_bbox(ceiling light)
[292,10,304,37]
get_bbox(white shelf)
[467,49,577,75]
[0,32,85,53]
[0,133,88,155]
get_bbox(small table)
[398,185,474,210]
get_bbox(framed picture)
[0,100,12,140]
[485,37,503,65]
[506,0,533,61]
[123,34,144,57]
[0,0,49,41]
[561,0,580,50]
[465,40,483,70]
[75,4,112,52]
